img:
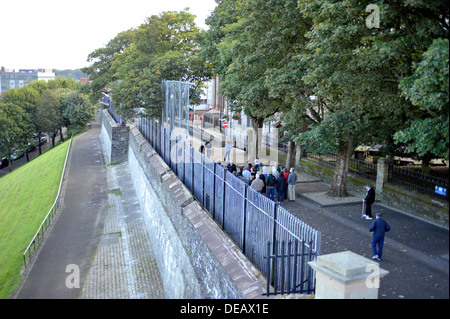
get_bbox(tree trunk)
[327,137,353,197]
[250,117,265,160]
[286,141,296,169]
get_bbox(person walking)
[224,141,232,162]
[275,173,286,204]
[363,184,375,220]
[369,213,391,261]
[265,173,276,201]
[287,167,298,202]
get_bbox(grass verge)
[0,140,71,299]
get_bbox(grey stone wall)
[101,109,129,164]
[101,110,266,299]
[127,124,266,299]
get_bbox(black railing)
[305,152,448,201]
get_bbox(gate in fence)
[136,81,321,296]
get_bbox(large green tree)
[0,102,32,170]
[294,0,448,196]
[395,38,449,167]
[201,0,312,158]
[35,90,63,147]
[84,10,212,121]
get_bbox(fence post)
[242,184,248,254]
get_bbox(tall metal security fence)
[137,81,321,296]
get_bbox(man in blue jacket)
[369,213,391,261]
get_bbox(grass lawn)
[0,139,71,299]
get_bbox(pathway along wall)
[101,110,266,299]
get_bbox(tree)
[295,0,448,197]
[0,102,32,171]
[395,38,449,167]
[201,0,312,159]
[61,91,97,131]
[84,10,212,121]
[82,29,135,101]
[35,90,63,147]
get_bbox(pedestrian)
[275,173,286,204]
[226,160,237,174]
[363,184,375,220]
[283,168,289,199]
[251,173,265,193]
[242,166,251,182]
[287,167,298,202]
[265,173,276,201]
[272,163,279,178]
[369,213,391,261]
[205,140,212,158]
[259,173,266,194]
[224,141,232,162]
[199,144,205,154]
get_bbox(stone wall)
[100,109,129,164]
[101,111,266,299]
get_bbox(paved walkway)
[282,175,449,299]
[15,125,164,299]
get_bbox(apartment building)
[0,66,55,94]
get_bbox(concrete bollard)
[308,251,389,299]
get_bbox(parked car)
[0,157,8,170]
[11,149,24,161]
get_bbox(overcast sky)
[0,0,218,71]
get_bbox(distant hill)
[54,69,88,81]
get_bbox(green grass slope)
[0,140,71,299]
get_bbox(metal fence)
[306,152,448,201]
[99,93,122,124]
[136,81,322,296]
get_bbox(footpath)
[14,124,448,299]
[14,125,164,299]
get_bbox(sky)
[0,0,218,71]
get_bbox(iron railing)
[137,115,322,296]
[23,135,74,268]
[305,152,448,201]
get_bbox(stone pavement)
[80,159,164,299]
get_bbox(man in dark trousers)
[369,213,391,261]
[363,184,375,220]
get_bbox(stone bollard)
[308,251,388,299]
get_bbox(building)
[0,66,55,94]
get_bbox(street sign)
[223,121,228,128]
[435,186,447,196]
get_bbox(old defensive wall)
[100,108,266,299]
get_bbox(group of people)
[224,160,298,204]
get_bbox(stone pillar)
[376,159,390,193]
[111,125,130,164]
[308,251,388,299]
